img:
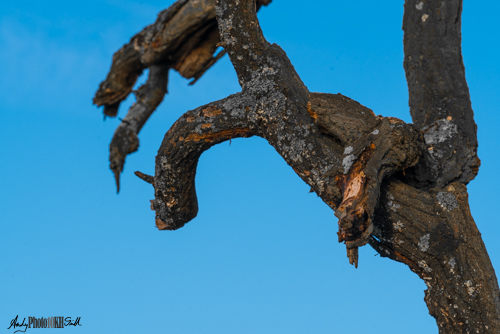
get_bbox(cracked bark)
[94,0,500,332]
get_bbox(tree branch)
[94,0,500,330]
[403,0,479,188]
[150,0,424,267]
[93,0,272,115]
[152,94,256,229]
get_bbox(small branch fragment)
[134,171,154,185]
[109,64,169,192]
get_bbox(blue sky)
[1,1,499,333]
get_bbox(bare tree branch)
[94,0,500,331]
[403,0,479,188]
[149,0,423,267]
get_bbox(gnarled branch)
[94,0,500,331]
[151,0,423,268]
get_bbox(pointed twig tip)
[113,170,121,193]
[134,171,154,185]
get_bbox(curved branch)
[403,0,479,187]
[152,89,422,269]
[151,91,347,230]
[152,94,256,229]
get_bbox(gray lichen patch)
[342,154,356,174]
[393,220,404,231]
[437,191,458,211]
[448,257,456,274]
[387,194,401,212]
[344,146,354,155]
[419,234,431,252]
[423,119,458,145]
[342,146,356,174]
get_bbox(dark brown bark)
[94,0,500,332]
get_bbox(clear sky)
[1,1,499,333]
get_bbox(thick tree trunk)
[371,180,500,332]
[94,0,500,332]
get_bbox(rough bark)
[94,0,500,332]
[370,180,500,332]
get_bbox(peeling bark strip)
[95,0,500,332]
[332,117,421,267]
